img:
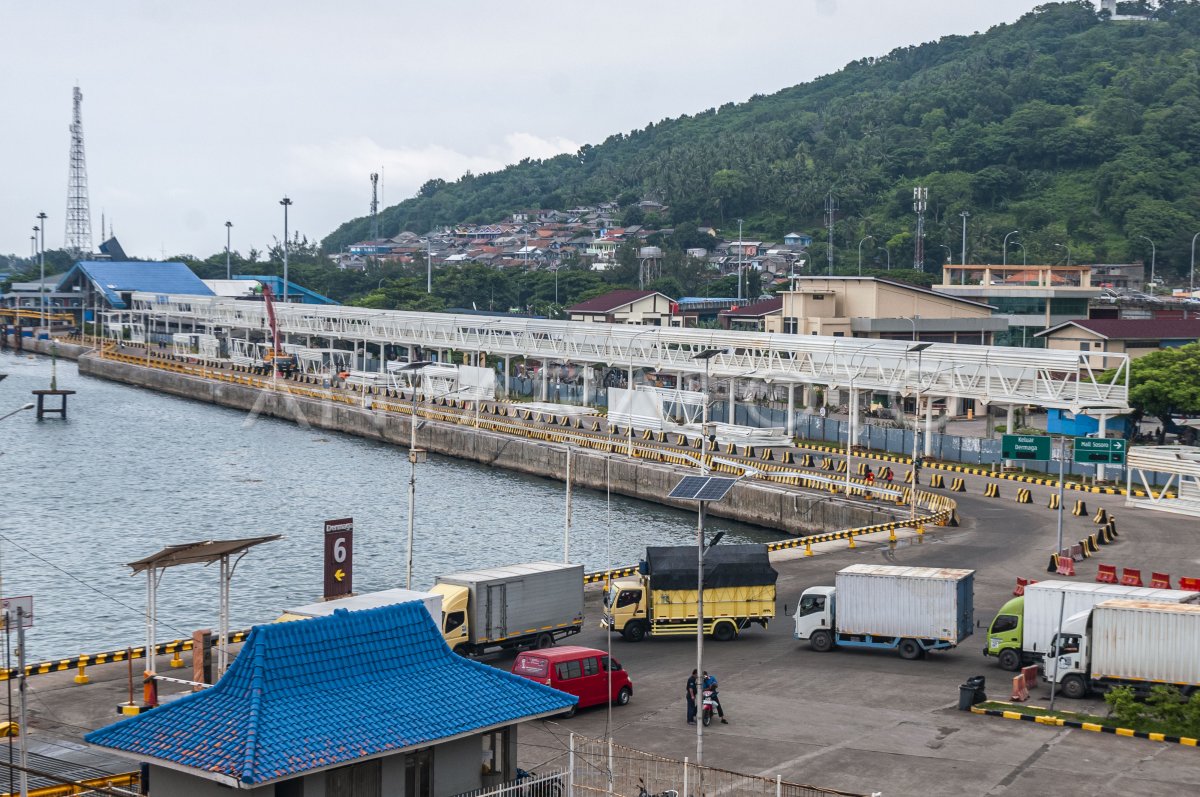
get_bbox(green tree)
[1120,342,1200,428]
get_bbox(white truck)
[794,564,975,659]
[1045,599,1200,699]
[984,581,1200,670]
[430,561,584,657]
[279,588,442,625]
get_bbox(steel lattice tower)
[65,86,93,255]
[369,172,380,240]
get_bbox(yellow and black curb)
[970,704,1200,748]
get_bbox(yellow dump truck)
[602,544,777,642]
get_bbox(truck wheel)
[713,622,736,642]
[898,639,923,660]
[615,687,632,706]
[809,630,834,653]
[622,622,646,642]
[998,649,1021,672]
[561,703,578,719]
[535,633,554,649]
[1061,674,1089,700]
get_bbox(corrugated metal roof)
[85,601,574,787]
[234,275,338,305]
[568,289,666,313]
[62,261,213,309]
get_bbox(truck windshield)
[605,585,618,608]
[1049,633,1080,657]
[991,614,1018,634]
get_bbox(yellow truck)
[602,544,777,642]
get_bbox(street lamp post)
[1138,235,1156,294]
[1003,230,1020,266]
[225,221,233,280]
[400,360,433,588]
[857,235,874,276]
[736,218,744,301]
[939,244,952,265]
[1191,231,1198,296]
[36,212,47,335]
[0,403,36,423]
[279,197,292,302]
[877,246,890,270]
[908,343,933,530]
[1014,242,1026,266]
[959,211,970,266]
[1053,243,1072,266]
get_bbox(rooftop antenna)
[913,186,927,271]
[369,172,380,240]
[65,86,93,256]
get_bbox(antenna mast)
[824,191,838,275]
[65,86,93,256]
[913,186,927,271]
[369,172,380,240]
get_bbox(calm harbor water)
[0,350,782,661]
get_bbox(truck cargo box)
[280,588,442,626]
[1023,581,1199,655]
[835,564,973,643]
[1091,600,1200,686]
[644,544,777,591]
[436,561,584,644]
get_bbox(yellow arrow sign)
[334,568,346,582]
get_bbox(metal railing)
[455,769,567,797]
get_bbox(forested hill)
[324,1,1200,275]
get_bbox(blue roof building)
[57,261,214,310]
[86,601,574,795]
[236,275,338,305]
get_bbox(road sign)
[1002,434,1052,461]
[1,596,33,630]
[1073,437,1127,465]
[323,518,354,600]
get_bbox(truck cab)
[792,586,836,645]
[430,582,471,652]
[984,596,1024,670]
[1043,611,1090,699]
[601,577,649,641]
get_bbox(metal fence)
[533,733,871,797]
[455,769,568,797]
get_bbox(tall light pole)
[426,235,432,294]
[1138,235,1156,294]
[401,360,432,588]
[736,218,744,301]
[1014,242,1026,266]
[959,211,970,266]
[1053,243,1071,266]
[857,235,874,276]
[877,246,890,270]
[0,403,36,423]
[224,221,233,280]
[1003,230,1020,266]
[37,211,47,335]
[1190,231,1198,296]
[939,244,952,265]
[279,197,292,302]
[907,343,933,529]
[691,348,722,768]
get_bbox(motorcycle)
[701,687,719,726]
[637,778,679,797]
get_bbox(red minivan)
[511,646,633,716]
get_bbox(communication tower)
[912,186,928,271]
[824,191,838,275]
[369,172,380,240]
[65,86,93,256]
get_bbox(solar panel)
[668,476,737,502]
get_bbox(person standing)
[686,669,698,724]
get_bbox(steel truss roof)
[130,293,1129,412]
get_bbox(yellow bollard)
[888,526,897,543]
[847,534,857,550]
[916,523,926,536]
[170,648,184,669]
[804,540,813,557]
[74,660,90,685]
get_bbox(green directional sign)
[1002,434,1052,461]
[1073,437,1126,465]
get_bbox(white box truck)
[279,588,442,626]
[430,561,584,656]
[1044,599,1200,698]
[984,581,1200,670]
[793,564,974,659]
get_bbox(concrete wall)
[77,354,892,535]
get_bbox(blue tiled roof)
[85,602,575,787]
[235,275,338,305]
[62,261,214,309]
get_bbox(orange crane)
[260,284,299,376]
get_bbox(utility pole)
[426,236,432,294]
[912,187,927,271]
[736,218,744,301]
[279,197,292,302]
[959,211,970,266]
[824,192,838,275]
[224,221,233,280]
[369,173,380,241]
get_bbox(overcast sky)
[2,0,1057,261]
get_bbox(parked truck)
[794,564,974,659]
[601,544,777,642]
[1044,599,1200,699]
[985,581,1200,671]
[429,561,584,657]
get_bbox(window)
[481,729,510,780]
[275,780,304,797]
[443,611,465,634]
[616,589,641,608]
[326,760,382,797]
[1052,634,1080,656]
[555,660,583,680]
[514,655,549,678]
[601,656,623,672]
[783,317,798,334]
[991,614,1019,634]
[1078,342,1090,351]
[582,657,600,676]
[797,595,826,617]
[405,749,433,797]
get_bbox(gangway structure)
[122,294,1131,425]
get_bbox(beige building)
[1035,318,1200,369]
[763,276,1004,343]
[567,289,675,325]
